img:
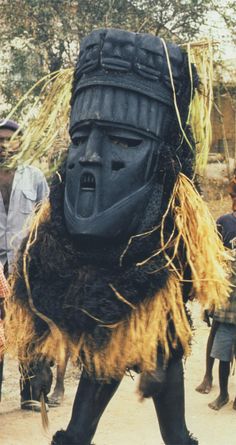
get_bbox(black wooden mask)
[64,28,195,240]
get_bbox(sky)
[200,9,236,60]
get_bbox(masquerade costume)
[6,29,230,444]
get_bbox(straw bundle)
[5,69,73,175]
[185,40,214,175]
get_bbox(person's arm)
[36,171,49,203]
[0,264,10,300]
[0,266,6,359]
[216,221,223,239]
[0,264,9,322]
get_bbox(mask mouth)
[80,172,96,191]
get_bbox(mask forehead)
[70,86,173,142]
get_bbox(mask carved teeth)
[80,172,96,191]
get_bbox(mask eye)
[72,136,88,146]
[109,135,142,148]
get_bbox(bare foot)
[208,394,229,410]
[233,397,236,410]
[195,376,212,394]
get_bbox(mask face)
[64,120,160,239]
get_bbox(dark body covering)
[13,29,199,444]
[217,213,236,249]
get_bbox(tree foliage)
[0,0,235,113]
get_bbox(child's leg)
[195,320,218,394]
[208,360,230,410]
[233,396,236,410]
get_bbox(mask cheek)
[145,150,159,181]
[140,142,159,182]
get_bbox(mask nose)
[79,128,103,166]
[79,152,102,166]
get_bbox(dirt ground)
[0,196,235,445]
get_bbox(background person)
[0,262,10,401]
[195,317,218,394]
[196,174,236,401]
[208,187,236,410]
[0,118,51,411]
[0,119,49,274]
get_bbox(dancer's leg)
[51,369,122,445]
[153,359,198,445]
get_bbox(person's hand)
[203,309,212,327]
[0,298,5,319]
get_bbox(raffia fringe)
[5,273,191,379]
[4,173,231,379]
[168,173,231,309]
